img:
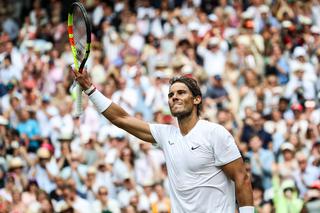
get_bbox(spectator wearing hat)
[197,34,227,77]
[204,74,230,110]
[285,64,316,105]
[8,157,27,191]
[304,100,320,126]
[277,142,298,180]
[79,127,101,166]
[290,46,317,84]
[35,94,58,138]
[82,166,98,202]
[138,178,157,211]
[57,179,91,213]
[112,76,138,116]
[92,186,121,213]
[95,159,117,199]
[29,147,59,194]
[271,177,304,213]
[145,72,169,114]
[117,175,142,209]
[293,152,320,198]
[257,4,280,33]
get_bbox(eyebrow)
[168,89,187,98]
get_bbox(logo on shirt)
[191,145,200,150]
[168,140,174,145]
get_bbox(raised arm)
[74,68,155,143]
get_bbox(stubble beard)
[171,107,193,120]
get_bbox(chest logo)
[168,140,174,145]
[191,145,200,150]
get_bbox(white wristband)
[88,90,112,113]
[84,85,95,95]
[239,206,254,213]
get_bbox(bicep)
[221,157,246,181]
[102,103,155,143]
[118,116,155,143]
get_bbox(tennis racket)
[67,1,91,117]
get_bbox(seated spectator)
[92,186,121,213]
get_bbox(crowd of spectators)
[0,0,320,212]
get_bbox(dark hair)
[169,76,202,116]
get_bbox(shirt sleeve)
[212,125,241,166]
[149,123,168,149]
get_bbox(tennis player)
[74,70,254,213]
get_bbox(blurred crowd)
[0,0,320,212]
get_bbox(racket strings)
[73,7,87,62]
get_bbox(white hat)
[188,22,200,31]
[37,147,51,158]
[125,23,136,32]
[291,62,305,73]
[208,37,220,46]
[9,157,24,169]
[281,142,295,152]
[181,65,193,74]
[241,10,254,19]
[208,14,218,22]
[282,20,293,28]
[0,115,8,126]
[87,166,97,174]
[259,5,269,14]
[299,15,312,25]
[153,71,166,79]
[128,66,139,78]
[80,126,93,144]
[58,130,73,141]
[109,126,126,139]
[311,25,320,34]
[293,46,307,58]
[142,178,154,187]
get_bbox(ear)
[193,96,201,105]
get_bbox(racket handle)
[74,83,83,117]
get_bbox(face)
[168,82,199,119]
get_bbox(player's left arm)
[222,157,254,212]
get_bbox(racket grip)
[74,83,83,117]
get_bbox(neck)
[177,113,199,136]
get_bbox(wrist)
[84,85,95,95]
[88,89,112,113]
[239,206,254,213]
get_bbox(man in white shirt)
[74,70,254,213]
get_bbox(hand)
[72,67,92,90]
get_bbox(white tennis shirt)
[150,120,241,213]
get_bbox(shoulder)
[198,120,227,134]
[150,123,177,132]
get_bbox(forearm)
[235,172,253,207]
[87,87,154,142]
